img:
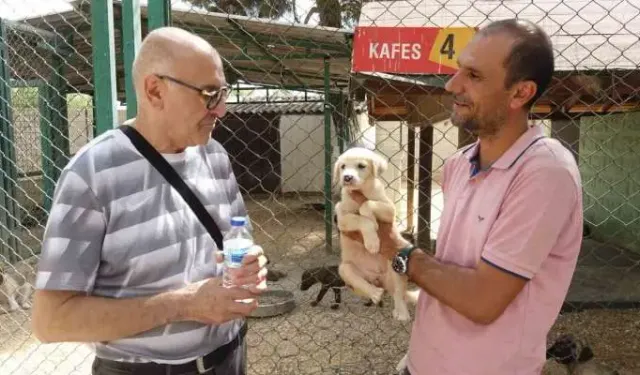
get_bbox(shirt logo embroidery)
[478,215,485,222]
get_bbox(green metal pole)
[91,0,118,135]
[0,18,19,263]
[323,56,333,254]
[122,0,141,118]
[39,35,70,213]
[344,116,350,149]
[148,0,171,31]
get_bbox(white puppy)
[0,255,38,313]
[333,147,413,321]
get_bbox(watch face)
[392,255,406,273]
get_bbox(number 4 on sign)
[429,27,477,71]
[440,34,455,59]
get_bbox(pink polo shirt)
[406,124,583,375]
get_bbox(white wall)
[375,120,406,216]
[371,119,463,234]
[279,114,341,194]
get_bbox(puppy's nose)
[343,175,353,183]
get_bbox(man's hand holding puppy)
[342,190,528,327]
[342,190,406,260]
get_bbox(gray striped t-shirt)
[35,127,248,363]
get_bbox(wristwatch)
[392,245,417,274]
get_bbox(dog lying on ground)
[300,265,383,309]
[396,332,621,375]
[0,255,39,313]
[264,256,287,282]
[546,333,620,375]
[333,147,414,321]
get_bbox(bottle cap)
[231,216,246,227]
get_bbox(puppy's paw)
[396,353,408,373]
[310,301,319,307]
[364,236,380,254]
[393,306,411,321]
[369,287,384,305]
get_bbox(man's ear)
[509,80,537,110]
[144,74,166,110]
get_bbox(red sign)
[351,26,477,74]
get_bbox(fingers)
[230,245,267,283]
[224,288,260,314]
[226,300,258,317]
[234,267,268,290]
[343,231,363,243]
[247,278,268,294]
[349,191,367,205]
[241,245,267,266]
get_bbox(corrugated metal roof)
[358,0,640,72]
[10,0,353,93]
[225,101,324,114]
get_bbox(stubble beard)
[450,110,505,139]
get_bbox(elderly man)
[31,27,266,375]
[348,19,583,375]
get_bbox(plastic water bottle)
[222,216,254,302]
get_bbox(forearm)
[33,289,188,343]
[407,249,490,324]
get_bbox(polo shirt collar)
[463,124,546,173]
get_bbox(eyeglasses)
[156,74,228,110]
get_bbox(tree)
[185,0,368,29]
[186,0,291,19]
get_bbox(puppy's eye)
[357,163,366,169]
[340,164,345,170]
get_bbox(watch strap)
[398,245,417,258]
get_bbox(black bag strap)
[118,125,224,250]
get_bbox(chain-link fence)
[1,0,639,374]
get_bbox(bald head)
[132,27,222,94]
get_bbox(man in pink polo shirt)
[346,19,583,374]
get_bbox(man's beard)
[451,109,504,138]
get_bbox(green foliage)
[185,0,368,28]
[188,0,292,19]
[11,87,92,110]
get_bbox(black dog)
[300,265,382,309]
[546,333,620,374]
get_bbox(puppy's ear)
[332,159,342,186]
[370,153,388,177]
[300,269,310,281]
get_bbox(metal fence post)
[91,0,118,135]
[122,0,141,119]
[148,0,171,31]
[324,56,333,253]
[38,35,70,213]
[0,18,19,263]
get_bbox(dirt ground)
[1,195,639,374]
